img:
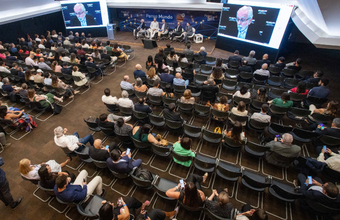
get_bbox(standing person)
[0,157,22,209]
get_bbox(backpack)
[134,168,153,182]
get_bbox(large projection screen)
[218,0,293,49]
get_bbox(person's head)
[29,51,35,58]
[158,48,164,56]
[72,65,79,72]
[319,78,329,87]
[164,67,170,74]
[38,164,52,180]
[153,17,157,22]
[237,101,246,112]
[183,89,192,100]
[74,3,86,20]
[322,182,339,198]
[113,43,118,49]
[181,137,192,150]
[234,50,239,55]
[0,106,7,118]
[186,22,190,26]
[27,88,36,100]
[186,44,191,49]
[121,90,129,98]
[141,19,145,23]
[177,21,181,26]
[249,50,255,57]
[220,95,228,105]
[207,78,215,86]
[135,64,142,70]
[136,77,143,87]
[240,85,248,95]
[184,181,200,207]
[147,67,156,79]
[99,202,115,220]
[166,43,171,49]
[331,118,340,128]
[54,126,64,138]
[261,63,268,70]
[237,6,253,33]
[2,77,9,85]
[99,113,108,122]
[263,54,268,60]
[168,103,176,112]
[116,118,125,128]
[296,58,302,65]
[18,158,32,175]
[257,87,266,102]
[175,72,182,79]
[200,46,205,52]
[278,56,285,63]
[281,133,293,145]
[123,75,129,81]
[251,209,268,220]
[261,104,269,114]
[93,139,102,149]
[326,101,339,116]
[21,83,28,90]
[110,149,122,162]
[103,88,111,97]
[140,124,152,139]
[69,31,73,36]
[281,92,290,102]
[55,174,68,189]
[162,19,165,24]
[217,191,229,207]
[147,55,153,63]
[153,79,160,88]
[314,70,324,78]
[170,50,175,57]
[212,67,223,79]
[44,72,50,78]
[216,58,223,67]
[51,75,59,87]
[165,84,172,93]
[296,81,306,94]
[231,121,243,143]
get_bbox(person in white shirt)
[147,79,163,97]
[0,61,10,74]
[25,52,39,67]
[63,37,71,46]
[0,41,4,49]
[253,63,270,77]
[38,41,45,49]
[60,52,71,62]
[117,90,134,109]
[317,147,340,173]
[54,126,94,153]
[102,88,118,104]
[120,75,135,91]
[44,72,52,85]
[233,85,251,98]
[250,104,271,123]
[149,17,159,39]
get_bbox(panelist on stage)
[134,19,146,40]
[149,18,159,39]
[183,22,194,45]
[70,3,97,27]
[157,19,170,40]
[170,22,183,41]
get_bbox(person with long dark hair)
[210,67,224,81]
[233,85,251,98]
[38,162,73,189]
[145,55,155,70]
[132,124,161,145]
[290,81,309,95]
[252,87,267,102]
[224,121,246,143]
[268,92,293,108]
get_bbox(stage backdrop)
[117,9,220,40]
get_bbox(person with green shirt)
[132,124,161,145]
[172,137,195,167]
[105,41,113,53]
[268,92,293,108]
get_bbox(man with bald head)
[265,133,301,167]
[173,72,189,88]
[120,75,134,91]
[253,63,270,77]
[89,139,117,161]
[133,64,146,78]
[236,6,253,39]
[70,3,97,27]
[38,57,52,70]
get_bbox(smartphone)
[320,124,324,130]
[323,146,327,152]
[118,199,122,206]
[180,179,185,188]
[276,135,281,141]
[308,176,313,185]
[126,148,131,155]
[144,212,148,219]
[105,145,109,150]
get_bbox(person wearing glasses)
[70,3,97,27]
[236,6,253,39]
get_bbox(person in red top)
[76,45,86,56]
[289,81,309,95]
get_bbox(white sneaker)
[124,116,131,122]
[170,207,179,219]
[127,55,131,60]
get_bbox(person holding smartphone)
[89,139,117,162]
[106,149,142,174]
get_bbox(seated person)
[54,126,94,152]
[199,78,219,103]
[312,118,340,149]
[0,106,36,132]
[133,64,146,79]
[33,70,45,83]
[98,113,115,130]
[147,79,163,97]
[166,173,207,208]
[210,67,224,81]
[164,43,174,54]
[253,63,270,77]
[89,139,116,161]
[117,90,134,109]
[38,162,74,189]
[238,60,252,73]
[230,101,248,126]
[162,84,174,98]
[275,56,286,70]
[265,133,301,167]
[308,101,338,124]
[54,170,104,203]
[268,92,293,108]
[132,124,161,145]
[61,62,72,75]
[233,85,251,99]
[251,104,271,123]
[114,118,133,136]
[43,72,52,86]
[134,98,152,114]
[252,87,268,102]
[112,43,129,61]
[136,208,178,220]
[102,88,118,105]
[28,89,63,108]
[2,77,19,93]
[289,81,309,95]
[179,54,188,63]
[146,55,156,70]
[286,58,302,72]
[51,75,79,99]
[206,189,233,218]
[159,68,174,83]
[72,66,89,87]
[166,51,179,62]
[147,67,160,81]
[213,95,229,112]
[180,89,195,104]
[106,149,141,174]
[235,206,268,220]
[295,173,340,208]
[134,77,148,92]
[172,137,195,167]
[120,75,135,91]
[305,70,323,85]
[18,83,28,97]
[173,73,188,88]
[163,103,183,122]
[307,78,330,99]
[316,146,340,173]
[224,121,246,143]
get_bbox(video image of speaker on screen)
[219,4,279,44]
[62,2,103,27]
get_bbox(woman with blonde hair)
[180,89,195,104]
[147,67,160,80]
[70,53,79,64]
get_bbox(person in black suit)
[134,98,152,114]
[98,113,115,130]
[85,57,102,78]
[183,22,194,45]
[163,103,183,123]
[296,173,340,209]
[305,70,324,85]
[254,54,271,70]
[89,139,116,161]
[70,3,97,27]
[170,22,183,41]
[238,60,252,73]
[228,50,242,67]
[134,19,146,39]
[274,57,286,71]
[61,63,72,75]
[200,78,219,103]
[106,149,142,174]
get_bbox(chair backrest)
[245,141,267,156]
[204,208,232,220]
[229,112,248,125]
[178,200,203,212]
[225,68,239,76]
[151,143,171,156]
[233,96,251,105]
[99,127,115,137]
[289,107,311,116]
[119,106,133,115]
[269,180,303,202]
[162,96,176,107]
[291,128,315,140]
[148,94,162,105]
[21,175,39,185]
[177,101,193,112]
[223,135,243,149]
[320,135,340,146]
[268,151,296,167]
[270,104,290,115]
[194,154,216,172]
[131,169,153,188]
[268,122,293,135]
[165,119,183,129]
[104,103,120,113]
[135,90,147,99]
[83,117,100,131]
[171,150,194,163]
[289,93,307,102]
[183,123,202,138]
[202,128,223,144]
[146,78,155,87]
[211,108,229,120]
[131,137,151,149]
[216,160,241,181]
[132,110,148,120]
[242,169,270,191]
[194,103,210,116]
[77,195,104,218]
[75,147,91,161]
[61,146,74,155]
[109,168,130,179]
[173,84,186,94]
[282,68,296,77]
[305,199,340,214]
[92,158,108,169]
[148,113,165,126]
[310,113,332,124]
[268,66,281,75]
[307,96,328,108]
[153,177,177,200]
[248,119,270,130]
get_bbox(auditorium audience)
[253,63,270,77]
[305,70,323,85]
[307,78,330,99]
[52,75,78,99]
[28,89,63,108]
[146,55,156,70]
[38,57,52,70]
[242,50,256,66]
[210,66,224,81]
[134,77,148,92]
[112,43,129,60]
[107,149,142,174]
[233,85,251,99]
[114,118,133,136]
[167,50,179,62]
[38,163,74,189]
[183,44,194,56]
[24,70,34,82]
[224,121,246,143]
[213,95,229,111]
[98,113,116,130]
[117,90,134,109]
[179,54,188,63]
[173,72,188,87]
[251,104,271,123]
[89,139,116,161]
[147,67,160,81]
[159,67,174,83]
[275,56,286,70]
[200,78,219,103]
[25,52,38,67]
[132,124,161,145]
[51,61,62,73]
[230,101,248,126]
[33,69,44,83]
[252,87,268,102]
[102,88,118,104]
[286,58,302,72]
[154,48,166,63]
[72,65,89,87]
[172,137,195,167]
[254,54,271,70]
[85,57,103,78]
[228,50,242,65]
